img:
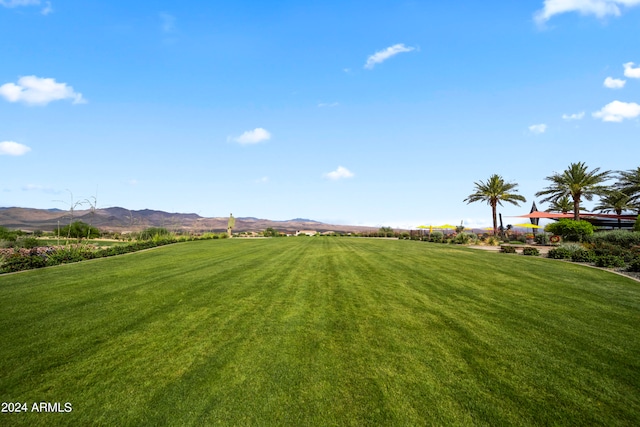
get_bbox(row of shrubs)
[500,246,540,256]
[498,230,640,272]
[0,235,214,274]
[546,242,640,271]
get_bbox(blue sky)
[1,0,639,229]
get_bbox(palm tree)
[617,167,640,209]
[535,162,611,221]
[545,195,573,213]
[593,190,634,229]
[464,174,526,236]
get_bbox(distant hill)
[0,207,378,234]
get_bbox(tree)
[545,195,577,214]
[464,174,526,236]
[617,167,640,209]
[535,162,611,221]
[58,221,101,240]
[593,190,634,229]
[263,227,279,237]
[378,226,393,237]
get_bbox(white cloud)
[534,0,640,24]
[40,0,51,15]
[592,100,640,121]
[324,166,354,180]
[159,12,176,33]
[0,141,31,156]
[255,176,269,184]
[604,76,626,88]
[0,0,40,7]
[364,44,415,69]
[562,111,585,120]
[231,128,271,145]
[0,76,86,106]
[528,123,548,134]
[623,62,640,78]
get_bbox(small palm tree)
[535,162,611,221]
[464,174,526,236]
[545,195,573,214]
[594,190,634,229]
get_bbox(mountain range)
[0,207,378,234]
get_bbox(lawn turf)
[0,238,639,426]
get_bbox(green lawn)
[1,238,639,426]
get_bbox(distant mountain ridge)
[0,207,376,234]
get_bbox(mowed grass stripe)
[0,238,639,426]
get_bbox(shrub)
[484,236,500,246]
[0,226,18,242]
[500,245,517,254]
[430,232,444,243]
[0,253,47,273]
[46,246,96,266]
[595,255,625,268]
[18,237,40,249]
[547,247,572,259]
[585,231,640,249]
[545,219,594,242]
[570,248,596,263]
[628,257,640,272]
[522,247,540,256]
[635,215,640,232]
[592,242,634,263]
[454,233,471,244]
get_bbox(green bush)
[0,253,47,273]
[595,255,625,268]
[454,233,472,244]
[592,242,635,263]
[634,215,640,232]
[430,232,444,243]
[585,231,640,249]
[522,247,540,256]
[547,247,572,259]
[18,237,40,249]
[500,245,517,254]
[570,248,596,263]
[46,246,96,266]
[545,219,594,242]
[628,257,640,272]
[0,226,18,242]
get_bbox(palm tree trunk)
[573,197,580,221]
[617,208,622,229]
[492,202,498,236]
